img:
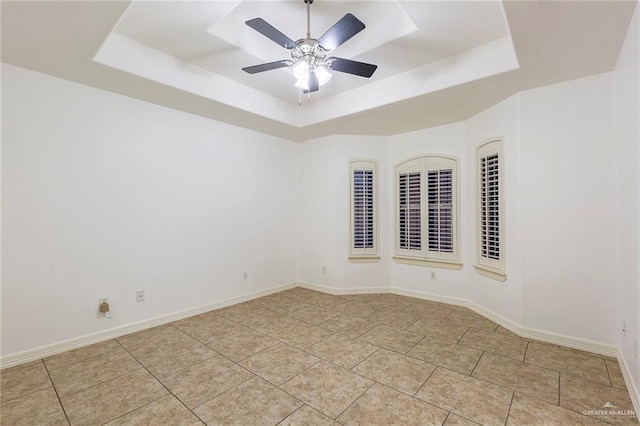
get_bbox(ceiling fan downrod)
[305,0,313,39]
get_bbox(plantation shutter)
[481,154,499,259]
[395,156,459,263]
[396,158,425,258]
[427,169,453,253]
[477,140,504,272]
[399,172,422,250]
[353,170,374,249]
[350,161,378,257]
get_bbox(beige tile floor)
[1,287,638,425]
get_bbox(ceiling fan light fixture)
[292,60,309,81]
[295,76,309,90]
[293,60,332,90]
[316,65,332,85]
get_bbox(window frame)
[393,155,461,269]
[475,138,506,281]
[349,160,380,261]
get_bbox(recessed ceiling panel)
[3,0,635,140]
[113,0,510,105]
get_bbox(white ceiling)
[1,1,637,141]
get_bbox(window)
[394,156,460,268]
[349,160,378,260]
[475,139,506,280]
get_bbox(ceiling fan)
[242,0,378,94]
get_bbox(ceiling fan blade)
[307,71,319,92]
[246,18,297,49]
[242,60,292,74]
[317,13,365,51]
[328,57,377,78]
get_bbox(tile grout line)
[402,315,422,331]
[557,370,561,406]
[332,380,377,421]
[43,343,123,375]
[603,357,614,387]
[273,404,305,426]
[190,374,258,412]
[0,368,54,406]
[468,351,484,377]
[347,347,381,372]
[503,391,516,426]
[113,337,208,424]
[413,363,438,398]
[100,394,178,425]
[405,333,428,355]
[53,365,146,400]
[41,359,72,425]
[455,327,471,344]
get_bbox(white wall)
[615,3,640,388]
[1,64,299,356]
[519,73,617,345]
[299,135,390,290]
[466,95,523,324]
[387,122,470,301]
[300,73,622,350]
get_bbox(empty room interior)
[2,0,640,424]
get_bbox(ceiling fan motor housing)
[292,39,328,70]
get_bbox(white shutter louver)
[476,139,505,278]
[399,171,422,251]
[349,161,378,258]
[353,169,374,249]
[428,169,453,254]
[480,154,500,260]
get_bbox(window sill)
[474,265,507,282]
[348,256,381,263]
[392,257,463,270]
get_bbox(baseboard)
[0,281,298,370]
[619,350,640,415]
[389,286,468,308]
[516,325,619,357]
[297,281,391,295]
[390,286,620,358]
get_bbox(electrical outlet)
[430,271,437,280]
[243,271,248,280]
[322,266,327,274]
[97,297,110,319]
[136,290,145,303]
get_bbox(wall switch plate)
[322,266,327,274]
[430,271,437,280]
[136,290,145,303]
[242,271,248,280]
